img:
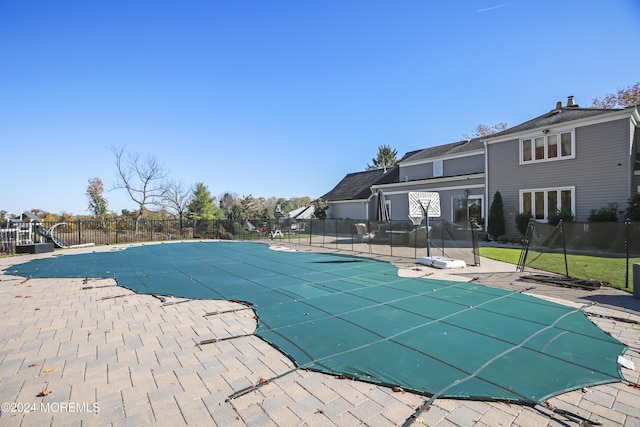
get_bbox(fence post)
[633,263,640,299]
[559,219,569,278]
[626,218,630,289]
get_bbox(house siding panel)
[573,119,632,219]
[487,118,633,236]
[444,154,485,176]
[400,163,431,181]
[399,153,483,181]
[327,202,368,220]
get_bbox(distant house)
[321,97,640,237]
[285,205,315,219]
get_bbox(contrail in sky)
[477,3,513,12]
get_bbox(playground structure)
[0,211,69,254]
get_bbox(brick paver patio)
[1,242,638,426]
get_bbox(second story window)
[521,131,574,164]
[433,160,443,177]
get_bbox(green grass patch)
[479,247,635,293]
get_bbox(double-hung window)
[520,187,574,221]
[521,131,574,164]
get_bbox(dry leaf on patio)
[43,369,54,373]
[28,363,38,367]
[37,384,52,397]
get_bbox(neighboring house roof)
[401,138,484,163]
[20,211,41,222]
[321,167,399,201]
[285,205,315,219]
[484,106,625,140]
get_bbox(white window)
[433,160,443,177]
[520,187,574,221]
[520,131,574,164]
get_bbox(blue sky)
[1,1,639,216]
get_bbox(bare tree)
[110,145,168,232]
[463,122,508,139]
[219,192,237,217]
[160,180,192,229]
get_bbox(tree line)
[85,148,315,227]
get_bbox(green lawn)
[478,247,636,293]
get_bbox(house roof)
[484,106,625,140]
[321,167,399,201]
[285,205,315,219]
[401,138,484,163]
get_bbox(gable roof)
[321,167,399,201]
[401,138,484,163]
[484,106,625,140]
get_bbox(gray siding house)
[484,99,640,236]
[321,167,400,220]
[372,139,485,224]
[322,97,640,238]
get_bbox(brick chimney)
[555,101,562,109]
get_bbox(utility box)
[634,263,640,299]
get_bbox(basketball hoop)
[407,192,465,268]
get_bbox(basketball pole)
[420,201,432,258]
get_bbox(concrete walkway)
[0,242,638,426]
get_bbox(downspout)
[483,139,489,230]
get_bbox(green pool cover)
[6,241,626,404]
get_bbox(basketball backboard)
[408,192,441,218]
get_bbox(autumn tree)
[111,145,168,231]
[312,198,329,219]
[591,82,640,108]
[86,178,108,220]
[367,145,398,171]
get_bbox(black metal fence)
[0,217,480,265]
[518,219,640,289]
